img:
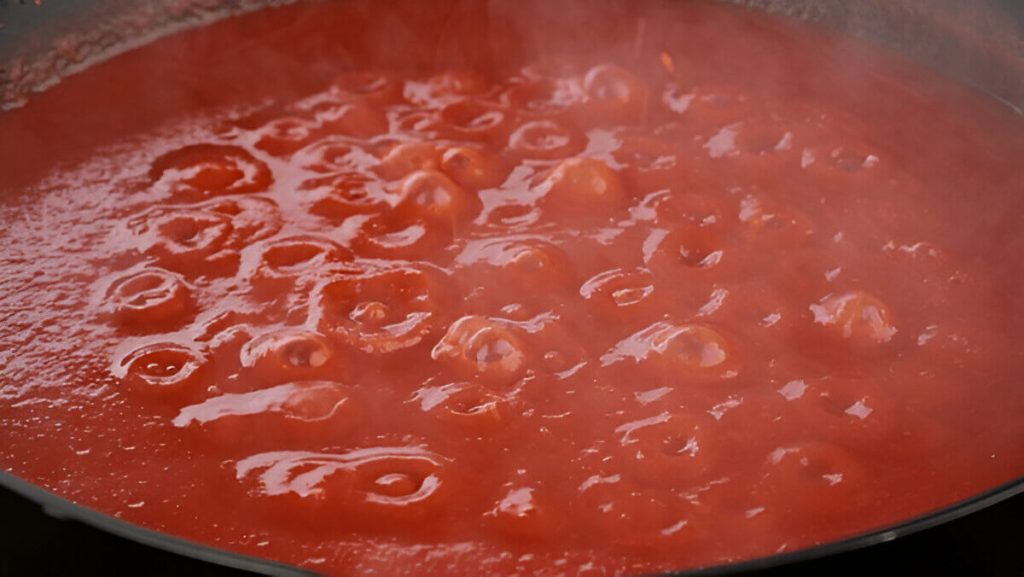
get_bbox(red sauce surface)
[2,1,1024,575]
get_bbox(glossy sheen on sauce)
[1,1,1024,575]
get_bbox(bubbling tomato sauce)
[1,0,1023,575]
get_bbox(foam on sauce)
[1,0,1023,575]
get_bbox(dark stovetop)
[0,483,1021,577]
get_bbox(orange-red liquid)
[1,1,1023,575]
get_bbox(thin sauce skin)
[1,1,1023,575]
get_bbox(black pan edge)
[660,476,1024,576]
[0,470,317,577]
[2,469,1022,576]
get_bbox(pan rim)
[1,469,1022,576]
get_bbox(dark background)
[0,483,1021,577]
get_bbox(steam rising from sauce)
[0,1,1023,576]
